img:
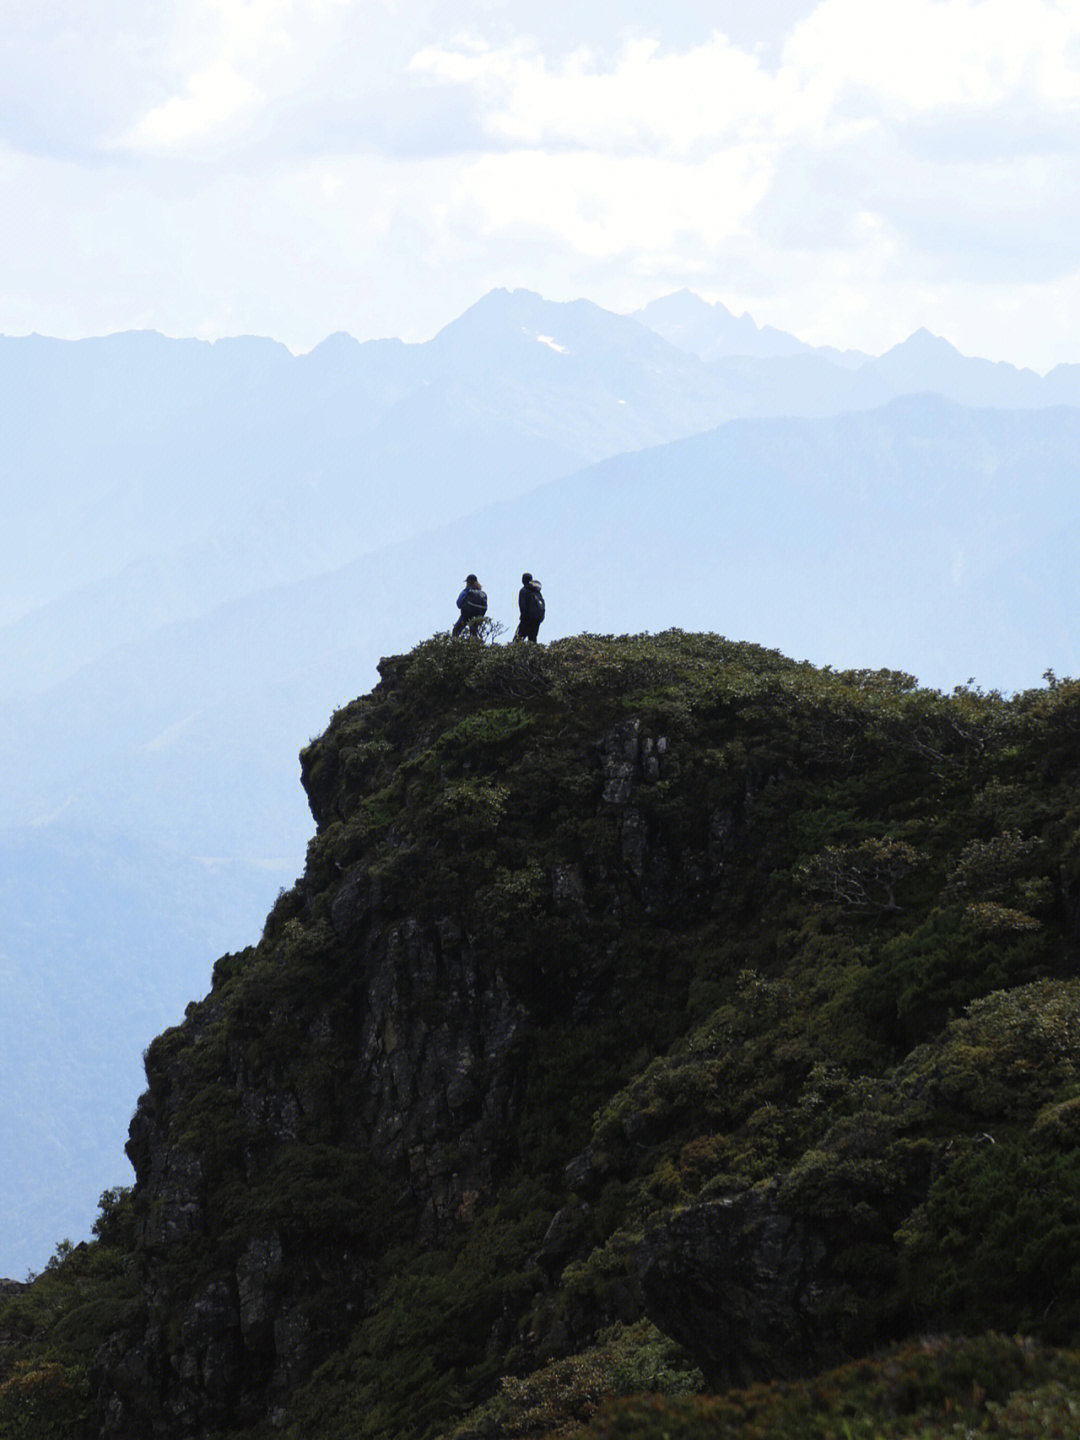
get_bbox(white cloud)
[446,146,773,258]
[108,0,402,155]
[110,0,292,151]
[783,0,1080,117]
[409,32,795,152]
[393,2,1080,366]
[207,0,294,63]
[119,60,263,149]
[412,2,1080,158]
[3,0,1080,366]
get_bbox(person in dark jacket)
[453,574,488,637]
[515,572,545,642]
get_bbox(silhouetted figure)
[515,572,545,642]
[453,574,488,638]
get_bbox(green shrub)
[902,1142,1080,1337]
[0,1362,89,1439]
[580,1335,1080,1440]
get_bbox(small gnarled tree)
[794,836,923,913]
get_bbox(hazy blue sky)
[3,0,1078,367]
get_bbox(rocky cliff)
[4,632,1080,1440]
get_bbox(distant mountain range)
[2,289,1078,1277]
[6,289,1079,681]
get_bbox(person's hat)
[522,572,532,583]
[466,573,478,584]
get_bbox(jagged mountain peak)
[430,285,671,357]
[635,288,741,321]
[633,288,812,360]
[888,325,963,357]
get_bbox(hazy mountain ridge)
[6,287,1080,647]
[2,292,715,637]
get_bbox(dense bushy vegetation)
[584,1334,1080,1440]
[3,631,1080,1440]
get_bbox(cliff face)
[5,632,1080,1440]
[105,637,735,1435]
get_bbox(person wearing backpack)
[453,574,488,638]
[515,572,545,642]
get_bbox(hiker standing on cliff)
[453,574,488,638]
[515,573,545,642]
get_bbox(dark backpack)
[525,584,545,622]
[464,588,488,618]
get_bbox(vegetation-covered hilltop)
[4,631,1080,1440]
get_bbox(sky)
[2,0,1079,369]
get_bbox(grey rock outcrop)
[112,895,529,1435]
[638,1187,842,1388]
